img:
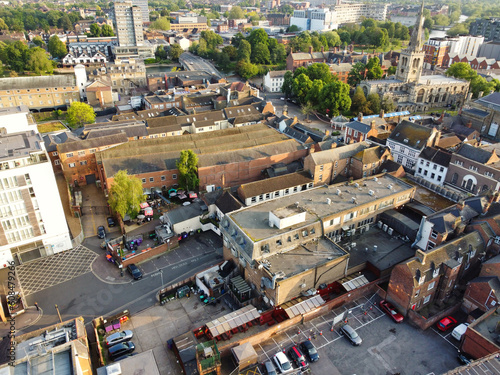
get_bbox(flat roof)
[419,75,465,85]
[472,312,500,350]
[0,131,43,161]
[97,350,160,375]
[260,237,347,278]
[229,174,414,241]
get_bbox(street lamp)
[55,304,62,323]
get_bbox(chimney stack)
[358,112,363,122]
[466,121,472,128]
[309,45,313,54]
[371,120,376,129]
[379,109,384,118]
[321,46,324,53]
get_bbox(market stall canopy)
[188,191,198,199]
[282,295,325,319]
[232,342,258,369]
[206,305,259,337]
[144,207,154,216]
[140,202,150,209]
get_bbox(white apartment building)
[131,0,149,22]
[415,147,451,186]
[290,8,336,31]
[114,1,144,47]
[0,106,72,267]
[332,3,388,25]
[263,70,287,93]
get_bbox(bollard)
[330,326,334,332]
[319,330,323,336]
[308,336,311,341]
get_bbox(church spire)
[409,0,425,52]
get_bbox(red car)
[437,316,457,331]
[379,300,404,323]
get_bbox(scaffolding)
[196,341,221,375]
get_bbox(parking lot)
[254,295,462,375]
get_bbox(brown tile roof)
[353,146,386,164]
[238,172,313,200]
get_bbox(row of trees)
[154,44,184,62]
[0,41,54,74]
[336,19,410,50]
[282,63,351,117]
[347,57,385,87]
[446,62,500,98]
[0,7,81,32]
[89,23,114,37]
[351,87,395,115]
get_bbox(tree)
[231,32,245,48]
[366,57,383,79]
[32,36,45,47]
[251,42,270,64]
[2,41,28,72]
[306,79,324,108]
[270,43,286,64]
[306,63,333,84]
[347,62,366,86]
[222,45,238,60]
[176,150,199,191]
[282,71,293,98]
[48,35,67,59]
[101,24,114,36]
[108,170,145,221]
[0,18,7,31]
[323,31,341,47]
[367,93,381,114]
[66,102,96,128]
[237,40,251,62]
[293,73,313,104]
[446,62,477,81]
[447,23,469,37]
[318,80,351,116]
[382,96,396,112]
[247,28,269,48]
[228,6,245,19]
[57,14,72,31]
[90,23,101,37]
[236,59,258,79]
[351,87,367,115]
[300,101,314,122]
[288,24,300,32]
[169,43,183,60]
[150,17,171,30]
[26,47,53,74]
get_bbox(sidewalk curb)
[16,307,43,335]
[90,256,131,285]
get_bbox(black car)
[127,264,142,280]
[457,351,473,365]
[108,342,135,360]
[300,340,319,362]
[107,217,116,227]
[288,345,308,371]
[97,226,106,239]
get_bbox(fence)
[71,216,84,248]
[407,174,467,202]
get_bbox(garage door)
[85,174,96,185]
[18,248,42,263]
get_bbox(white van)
[452,323,469,340]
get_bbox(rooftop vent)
[354,183,359,188]
[336,189,342,196]
[374,177,378,182]
[368,190,374,196]
[388,184,393,190]
[351,197,357,204]
[326,198,331,205]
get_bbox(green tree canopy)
[247,28,268,48]
[90,23,101,37]
[366,93,381,115]
[292,73,313,104]
[251,42,270,64]
[66,102,96,128]
[101,24,114,36]
[169,43,183,60]
[382,96,396,112]
[446,62,477,81]
[26,47,53,74]
[108,170,146,220]
[347,62,366,86]
[282,71,294,98]
[236,59,258,79]
[32,36,45,46]
[366,57,383,80]
[306,63,333,84]
[57,14,72,31]
[150,17,171,30]
[176,150,199,191]
[48,35,67,59]
[237,39,251,62]
[318,80,351,116]
[351,86,368,115]
[288,25,300,32]
[228,6,245,19]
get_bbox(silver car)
[106,330,133,347]
[340,324,362,346]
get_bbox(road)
[179,52,222,78]
[20,238,222,335]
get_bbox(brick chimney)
[379,110,384,118]
[466,121,472,128]
[371,120,376,130]
[309,45,313,54]
[321,46,324,53]
[358,112,363,122]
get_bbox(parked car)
[379,300,404,323]
[300,340,319,362]
[339,324,362,346]
[105,330,133,347]
[263,360,277,375]
[437,316,457,332]
[113,352,138,362]
[273,352,293,374]
[108,342,135,360]
[127,264,143,280]
[107,217,116,227]
[97,226,106,239]
[452,323,469,340]
[288,345,308,371]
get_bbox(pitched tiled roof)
[389,120,433,150]
[418,147,451,167]
[456,144,494,164]
[238,172,313,200]
[57,133,128,153]
[353,146,386,164]
[462,108,489,118]
[310,142,370,165]
[283,126,311,144]
[346,121,371,134]
[269,70,287,78]
[215,191,243,214]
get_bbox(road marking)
[368,334,397,373]
[431,328,459,350]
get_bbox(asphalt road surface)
[179,52,222,78]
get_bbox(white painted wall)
[415,220,433,250]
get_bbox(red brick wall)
[118,239,179,267]
[407,302,461,330]
[462,323,500,358]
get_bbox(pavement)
[179,52,221,78]
[0,306,42,338]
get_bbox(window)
[66,153,74,158]
[141,178,146,183]
[427,281,435,290]
[172,174,177,179]
[149,177,154,182]
[431,173,435,179]
[423,170,428,176]
[319,165,324,172]
[433,164,437,170]
[418,168,422,173]
[69,163,76,168]
[276,239,282,246]
[431,230,438,239]
[423,295,431,304]
[89,149,96,154]
[437,176,442,182]
[161,176,166,181]
[318,174,323,181]
[54,160,60,165]
[52,151,58,156]
[80,161,87,166]
[414,290,420,298]
[439,167,444,172]
[78,151,85,156]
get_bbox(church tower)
[395,0,426,83]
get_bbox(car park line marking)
[258,344,271,361]
[431,328,459,350]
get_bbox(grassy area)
[33,111,66,123]
[414,108,458,117]
[37,121,66,133]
